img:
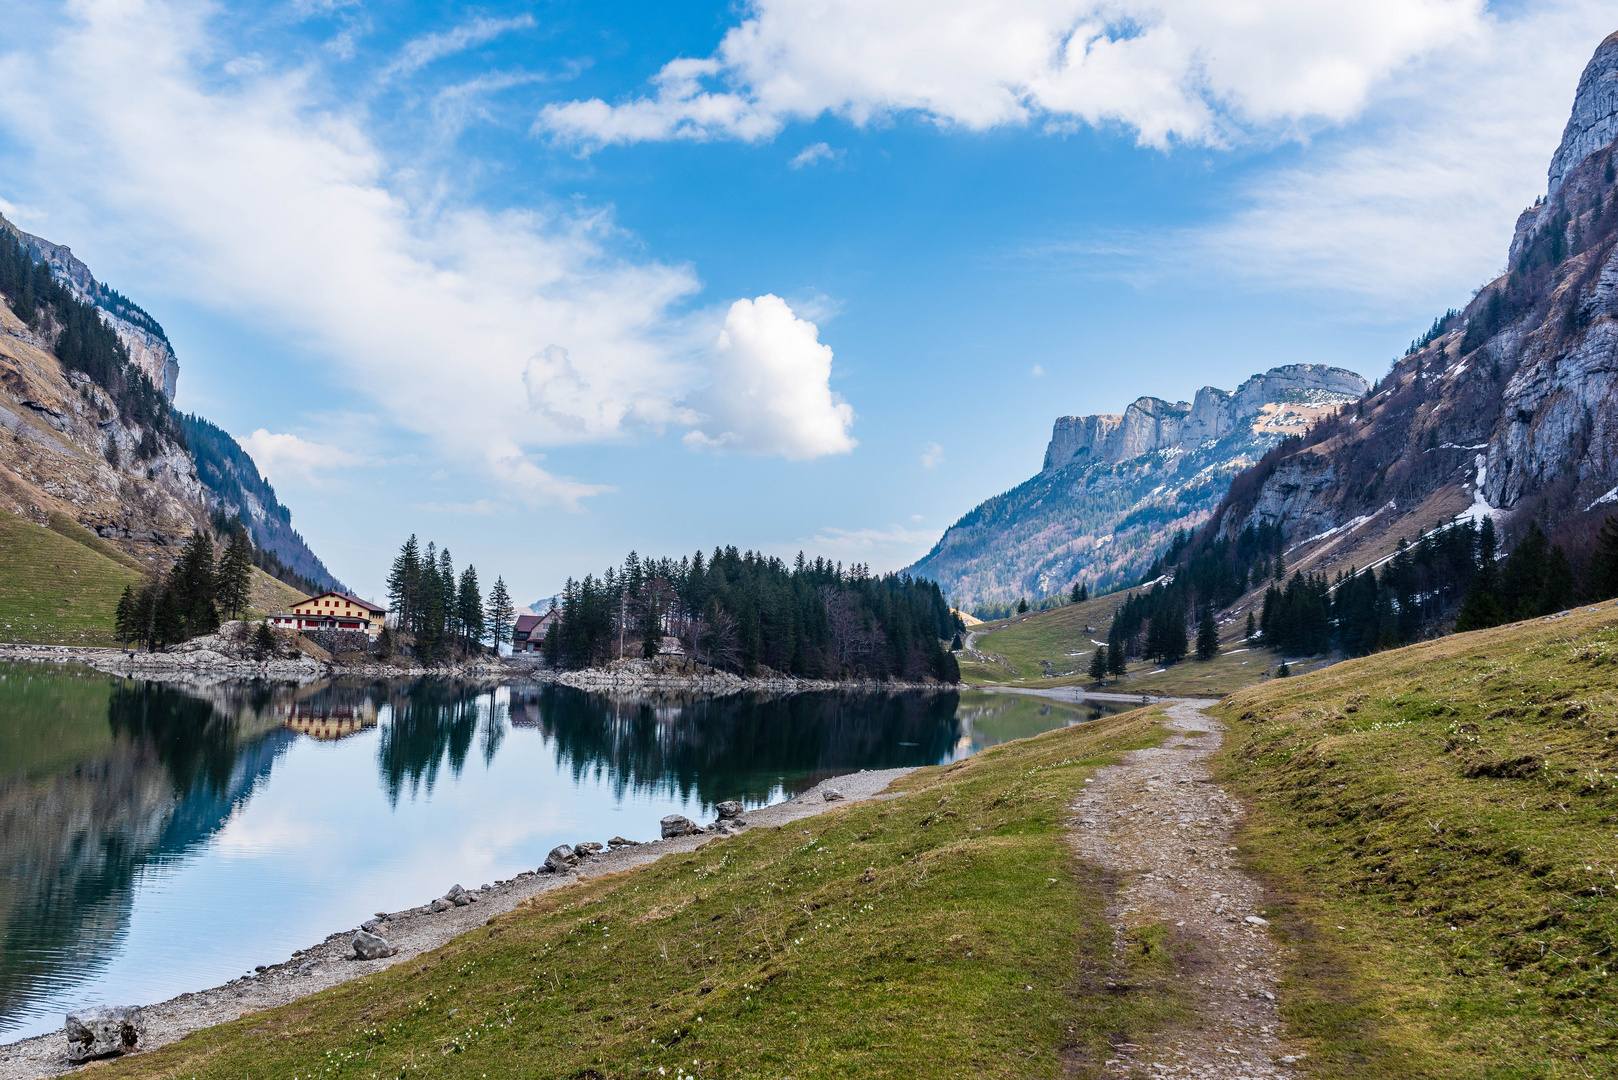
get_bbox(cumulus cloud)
[1181,0,1615,307]
[241,430,372,486]
[1030,364,1044,377]
[539,0,1483,150]
[920,441,945,468]
[789,141,839,168]
[684,295,857,459]
[0,0,847,512]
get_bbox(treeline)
[114,527,253,650]
[543,547,961,683]
[386,535,513,662]
[0,226,180,443]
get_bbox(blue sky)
[1,0,1611,606]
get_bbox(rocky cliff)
[1204,30,1618,581]
[2,222,179,400]
[905,364,1368,608]
[0,214,339,590]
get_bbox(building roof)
[513,613,542,633]
[295,590,386,613]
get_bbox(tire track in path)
[1069,698,1305,1079]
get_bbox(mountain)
[1202,31,1618,582]
[0,212,339,595]
[906,364,1369,608]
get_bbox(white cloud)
[789,141,839,168]
[684,295,857,459]
[1030,364,1044,378]
[1180,0,1614,308]
[539,0,1483,150]
[241,430,372,486]
[384,14,537,79]
[920,441,944,468]
[0,1,842,512]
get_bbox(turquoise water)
[0,664,1122,1040]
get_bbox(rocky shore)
[0,642,956,692]
[0,769,915,1080]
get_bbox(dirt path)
[1068,699,1304,1078]
[0,770,913,1080]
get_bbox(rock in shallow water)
[661,814,700,839]
[351,930,395,960]
[65,1005,143,1062]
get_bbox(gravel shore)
[0,768,915,1080]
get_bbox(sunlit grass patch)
[1215,602,1618,1077]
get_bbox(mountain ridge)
[905,363,1369,608]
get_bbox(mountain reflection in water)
[1,666,1120,1041]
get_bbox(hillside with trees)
[543,548,960,683]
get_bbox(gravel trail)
[1068,699,1304,1079]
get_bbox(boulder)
[715,800,744,820]
[361,918,389,934]
[65,1006,143,1062]
[660,814,700,839]
[574,841,605,856]
[607,836,637,848]
[351,930,395,960]
[822,788,845,802]
[545,844,577,872]
[430,898,454,913]
[444,884,473,907]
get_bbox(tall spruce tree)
[1196,606,1219,660]
[386,535,421,631]
[1588,515,1618,601]
[486,577,514,652]
[215,523,254,622]
[439,548,457,644]
[114,586,135,649]
[457,566,484,652]
[169,530,220,639]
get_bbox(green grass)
[0,507,145,646]
[105,710,1175,1080]
[1213,601,1618,1077]
[959,594,1288,696]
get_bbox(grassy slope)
[248,566,308,619]
[1214,601,1618,1077]
[106,711,1176,1080]
[959,593,1290,697]
[0,507,144,646]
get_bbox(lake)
[0,663,1126,1040]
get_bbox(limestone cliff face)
[906,364,1368,607]
[4,224,179,400]
[1043,365,1370,471]
[1209,31,1618,577]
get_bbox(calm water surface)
[0,663,1123,1039]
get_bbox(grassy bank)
[1214,601,1618,1077]
[0,507,144,646]
[959,593,1292,697]
[104,710,1173,1080]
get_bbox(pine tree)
[169,530,219,639]
[1196,606,1219,660]
[1588,515,1618,601]
[457,566,484,653]
[114,585,135,649]
[1244,611,1257,642]
[641,597,661,658]
[487,577,514,652]
[1017,597,1028,614]
[1273,546,1286,582]
[1108,631,1127,677]
[1070,582,1082,603]
[1456,518,1504,631]
[439,548,457,644]
[215,523,254,622]
[253,620,277,659]
[1089,644,1108,683]
[1079,583,1088,602]
[386,535,421,631]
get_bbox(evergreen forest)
[385,535,510,663]
[542,548,961,682]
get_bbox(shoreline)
[0,768,916,1080]
[0,643,961,693]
